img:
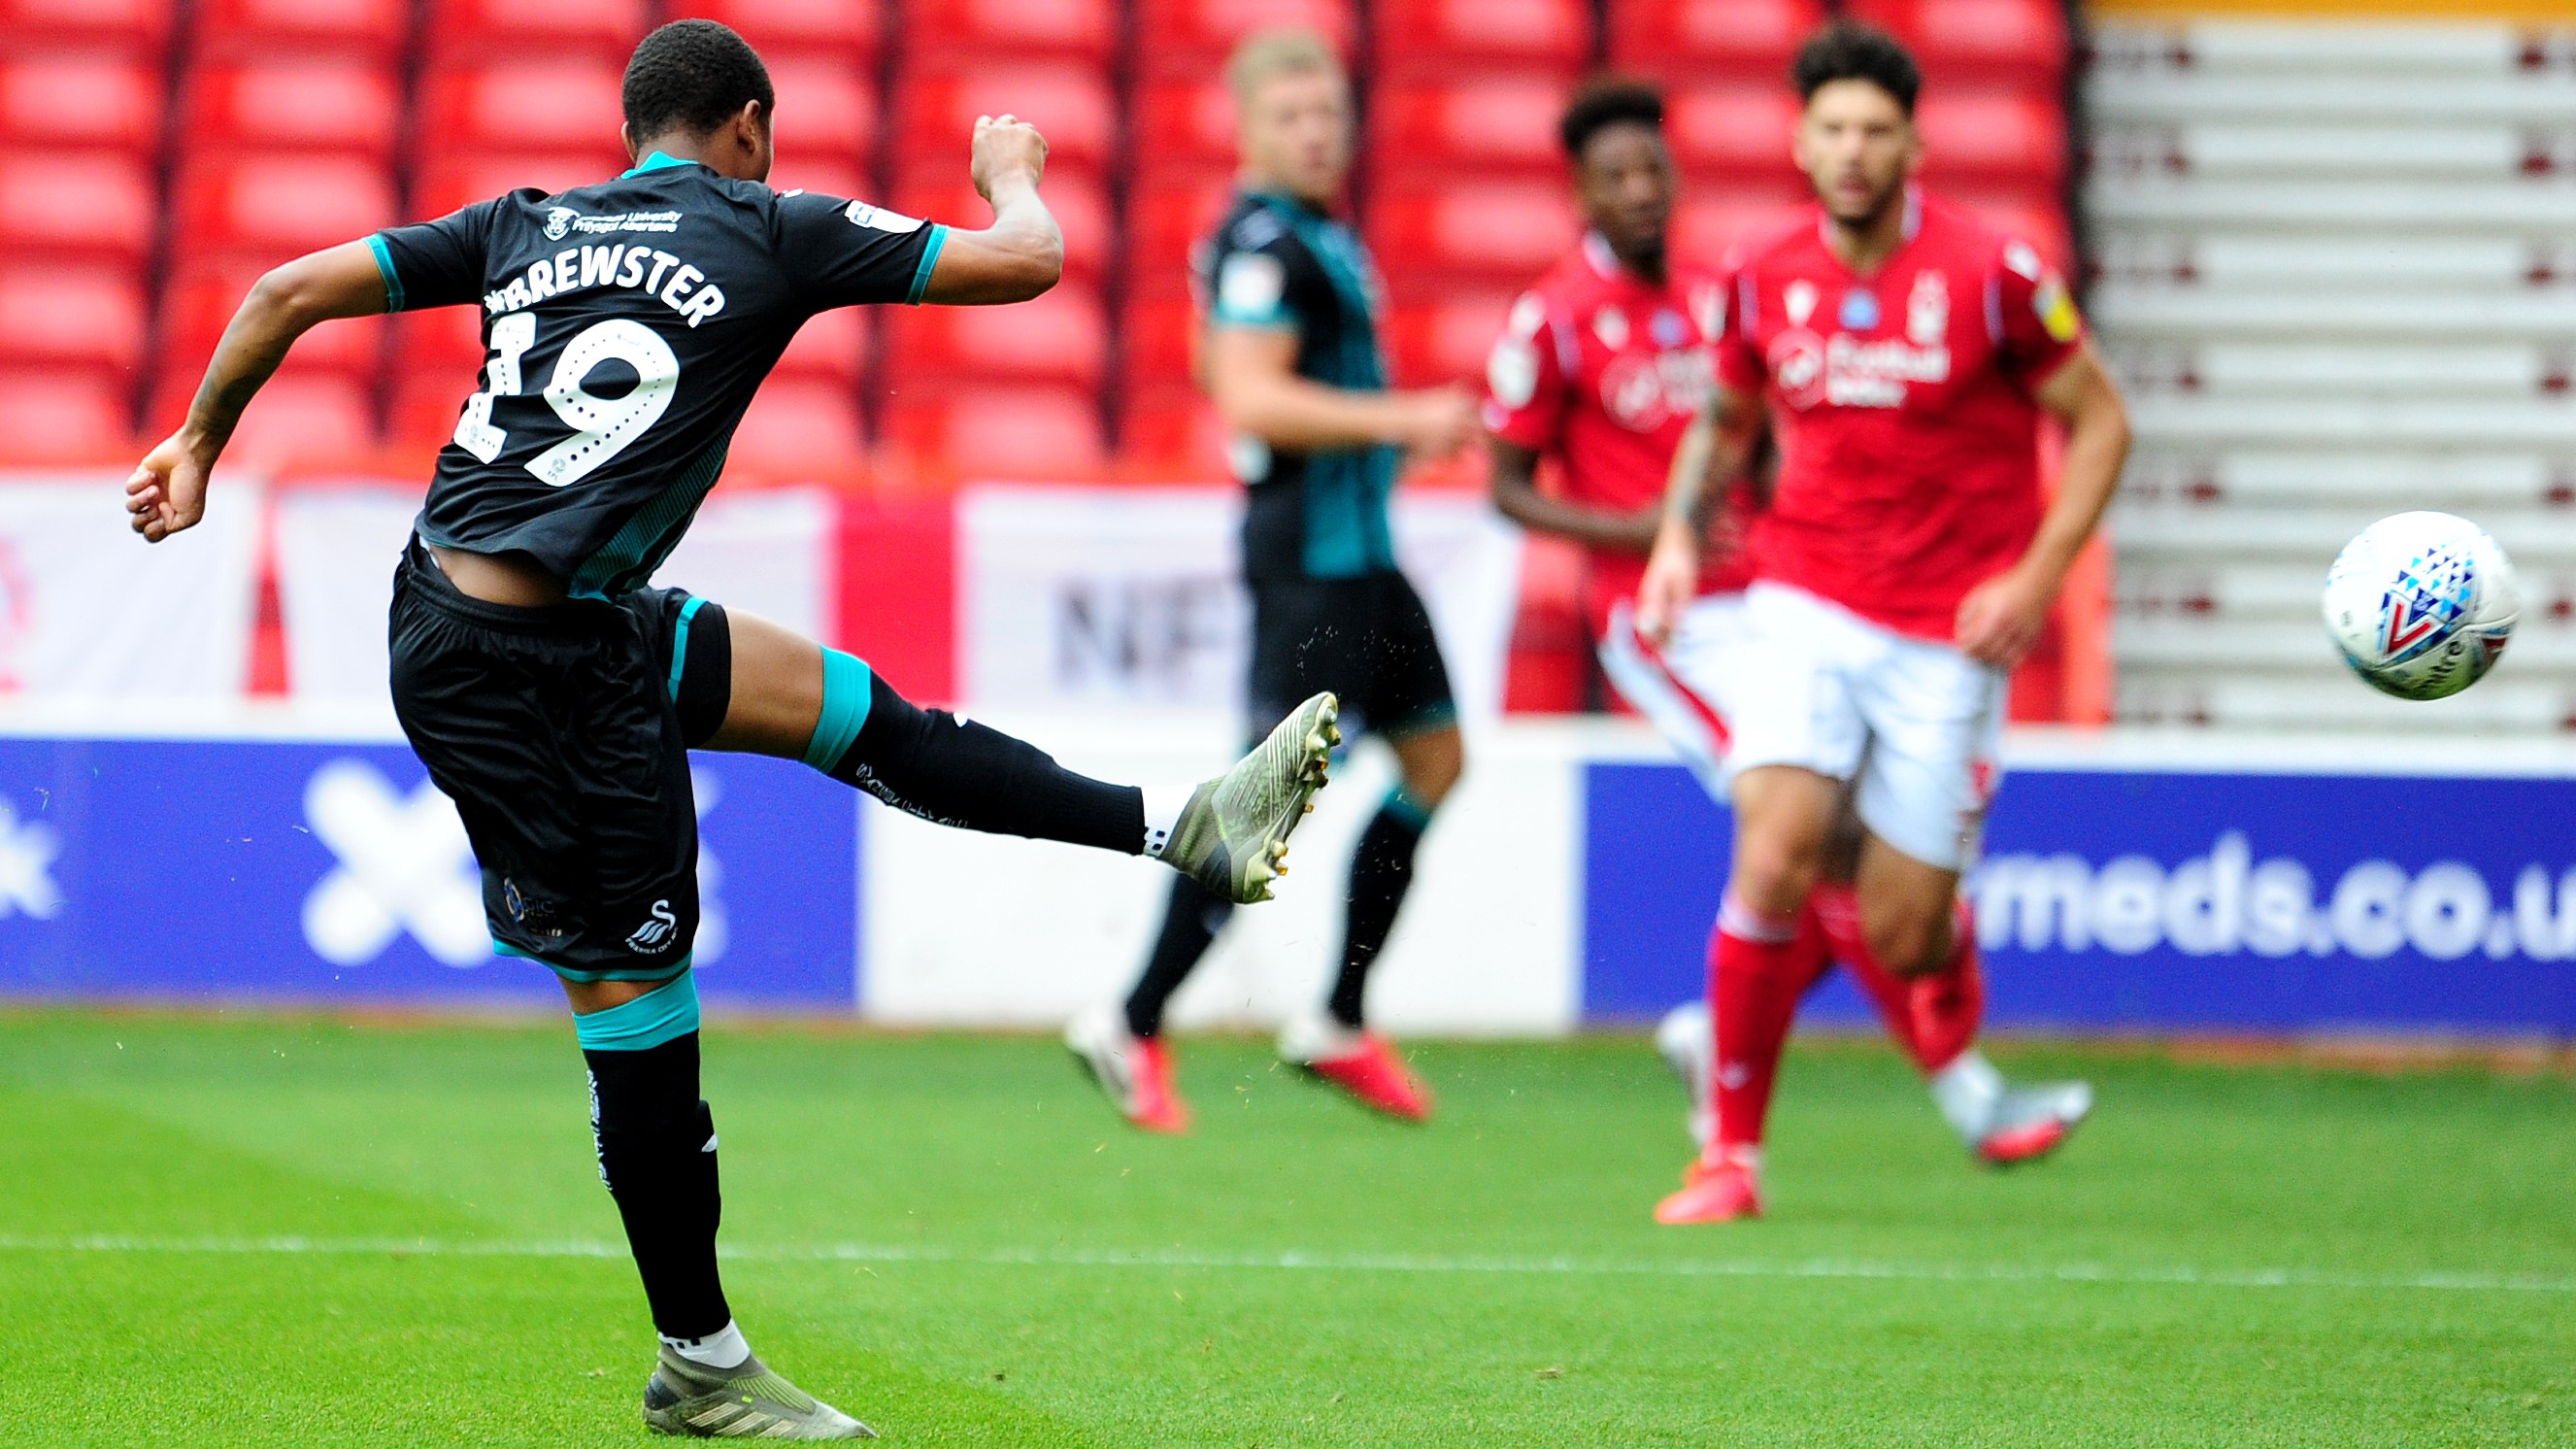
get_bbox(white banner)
[858,717,1584,1035]
[275,482,840,709]
[0,471,258,699]
[958,484,1523,724]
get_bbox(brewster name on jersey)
[481,239,730,328]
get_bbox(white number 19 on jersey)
[453,312,681,489]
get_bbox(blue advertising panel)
[0,738,857,1009]
[1584,761,2576,1034]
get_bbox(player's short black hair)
[1792,22,1922,117]
[622,19,775,140]
[1558,76,1665,161]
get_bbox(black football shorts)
[386,539,730,983]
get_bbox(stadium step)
[2086,17,2576,731]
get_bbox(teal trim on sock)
[572,971,701,1052]
[1382,786,1435,832]
[496,939,695,984]
[621,150,694,178]
[905,223,950,304]
[802,649,875,770]
[665,595,709,703]
[366,235,403,311]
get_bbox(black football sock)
[809,651,1144,854]
[1123,872,1234,1038]
[1327,789,1434,1028]
[581,989,730,1341]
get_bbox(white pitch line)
[2,1233,2570,1296]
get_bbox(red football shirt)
[1717,189,2085,641]
[1483,233,1754,637]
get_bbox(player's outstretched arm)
[1637,384,1763,642]
[126,241,389,542]
[1488,437,1660,554]
[1954,341,2132,667]
[1205,325,1476,460]
[918,115,1063,306]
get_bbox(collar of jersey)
[1243,186,1328,221]
[620,151,702,179]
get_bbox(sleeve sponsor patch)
[1487,335,1540,409]
[844,200,925,234]
[1217,252,1288,321]
[2034,275,2081,342]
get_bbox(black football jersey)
[1194,189,1398,582]
[370,153,941,598]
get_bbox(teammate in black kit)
[126,21,1338,1440]
[1065,30,1478,1132]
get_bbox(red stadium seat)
[894,173,1111,282]
[1605,0,1823,84]
[419,63,627,164]
[1851,0,2066,90]
[194,0,410,61]
[894,67,1115,178]
[413,152,622,219]
[162,257,386,376]
[424,0,646,63]
[901,0,1115,63]
[1917,90,2065,185]
[1133,0,1354,76]
[0,265,147,375]
[883,387,1105,475]
[1371,79,1566,180]
[1121,296,1196,393]
[1384,293,1513,389]
[1131,81,1236,176]
[768,156,868,202]
[185,63,401,162]
[0,152,156,264]
[173,153,395,263]
[775,306,865,384]
[390,370,472,454]
[674,0,879,61]
[1368,184,1579,291]
[0,60,161,152]
[1671,189,1808,268]
[1667,85,1803,185]
[150,372,376,461]
[1122,381,1224,472]
[0,370,131,462]
[391,304,487,378]
[1370,0,1589,79]
[1128,179,1230,299]
[0,0,174,59]
[729,379,864,472]
[883,284,1106,387]
[767,58,875,169]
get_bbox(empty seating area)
[2086,17,2576,732]
[0,0,2073,480]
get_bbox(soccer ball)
[2322,512,2518,701]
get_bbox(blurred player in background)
[1636,26,2131,1225]
[1488,75,2100,1212]
[127,21,1337,1437]
[1067,30,1478,1132]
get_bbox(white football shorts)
[1600,582,2007,873]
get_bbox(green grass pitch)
[4,1007,2572,1446]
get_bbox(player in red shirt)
[1636,26,2132,1224]
[1487,75,2102,1185]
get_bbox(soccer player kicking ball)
[1485,75,2094,1186]
[1066,30,1478,1131]
[126,21,1335,1438]
[1633,26,2133,1225]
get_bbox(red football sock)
[1703,893,1830,1163]
[1815,882,1985,1075]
